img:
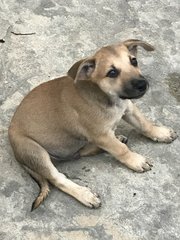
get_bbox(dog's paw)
[125,152,153,172]
[116,134,128,144]
[79,187,101,208]
[150,126,178,143]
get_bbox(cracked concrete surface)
[0,0,180,239]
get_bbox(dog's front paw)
[125,152,153,172]
[150,126,178,143]
[78,187,101,208]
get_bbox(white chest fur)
[107,99,130,131]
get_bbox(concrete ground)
[0,0,179,239]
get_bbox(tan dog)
[9,39,177,210]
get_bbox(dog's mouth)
[119,78,149,99]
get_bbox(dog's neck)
[75,80,120,107]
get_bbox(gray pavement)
[0,0,180,239]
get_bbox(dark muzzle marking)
[119,76,149,99]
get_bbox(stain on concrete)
[1,180,22,197]
[166,73,180,102]
[74,214,140,240]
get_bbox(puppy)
[8,39,177,210]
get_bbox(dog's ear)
[68,59,85,80]
[68,58,96,81]
[123,39,155,56]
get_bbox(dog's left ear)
[123,39,155,56]
[68,58,96,82]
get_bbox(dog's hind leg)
[115,135,128,144]
[9,134,101,209]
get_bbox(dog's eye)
[130,57,138,67]
[106,69,119,78]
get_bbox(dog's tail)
[23,166,50,211]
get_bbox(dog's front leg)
[94,132,152,172]
[123,100,177,143]
[79,136,128,157]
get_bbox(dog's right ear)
[68,58,96,82]
[68,59,85,80]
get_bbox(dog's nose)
[131,78,148,92]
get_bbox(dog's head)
[68,39,155,99]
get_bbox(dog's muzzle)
[119,77,149,99]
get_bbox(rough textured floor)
[0,0,179,239]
